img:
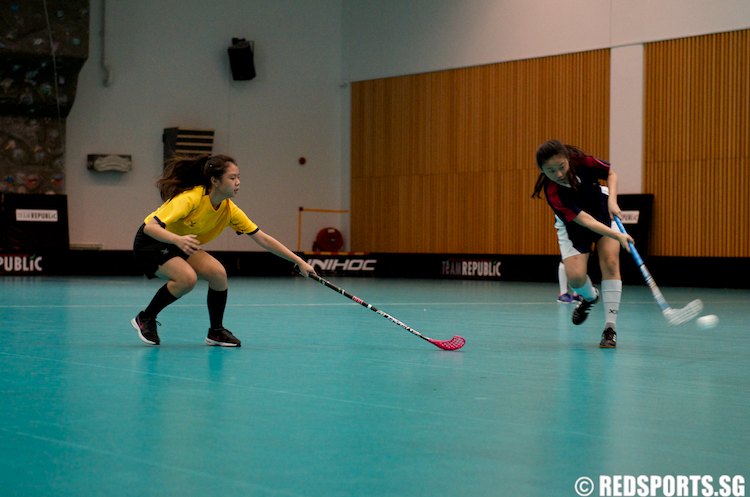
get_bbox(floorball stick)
[614,216,703,325]
[304,272,466,351]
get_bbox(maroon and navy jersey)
[543,155,611,251]
[543,155,611,225]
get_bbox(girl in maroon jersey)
[533,140,633,348]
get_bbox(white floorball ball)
[696,314,719,330]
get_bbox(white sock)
[571,276,597,302]
[601,279,622,327]
[558,262,567,294]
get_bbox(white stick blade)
[663,299,704,326]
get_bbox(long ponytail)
[157,154,236,201]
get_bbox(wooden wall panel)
[351,50,610,253]
[645,30,750,257]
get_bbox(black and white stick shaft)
[303,271,466,350]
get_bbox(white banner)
[15,209,59,222]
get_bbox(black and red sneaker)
[131,311,160,345]
[205,327,241,347]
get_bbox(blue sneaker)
[557,292,581,304]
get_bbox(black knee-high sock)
[207,288,228,329]
[144,284,179,318]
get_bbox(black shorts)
[132,224,189,279]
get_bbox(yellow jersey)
[144,186,259,244]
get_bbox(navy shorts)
[554,186,612,258]
[555,216,612,258]
[132,224,189,279]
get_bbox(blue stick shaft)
[614,216,671,312]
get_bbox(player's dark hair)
[531,140,585,198]
[157,154,236,201]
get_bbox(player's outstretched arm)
[249,230,316,276]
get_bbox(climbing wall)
[0,0,89,194]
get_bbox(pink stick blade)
[428,335,466,351]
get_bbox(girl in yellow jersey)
[131,154,316,347]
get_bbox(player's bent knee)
[174,271,198,292]
[202,262,227,286]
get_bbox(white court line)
[1,299,733,309]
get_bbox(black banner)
[0,193,69,253]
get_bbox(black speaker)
[228,38,256,81]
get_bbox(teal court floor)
[1,276,748,497]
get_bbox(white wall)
[342,0,612,81]
[342,0,750,193]
[610,45,644,194]
[66,0,344,250]
[342,0,750,81]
